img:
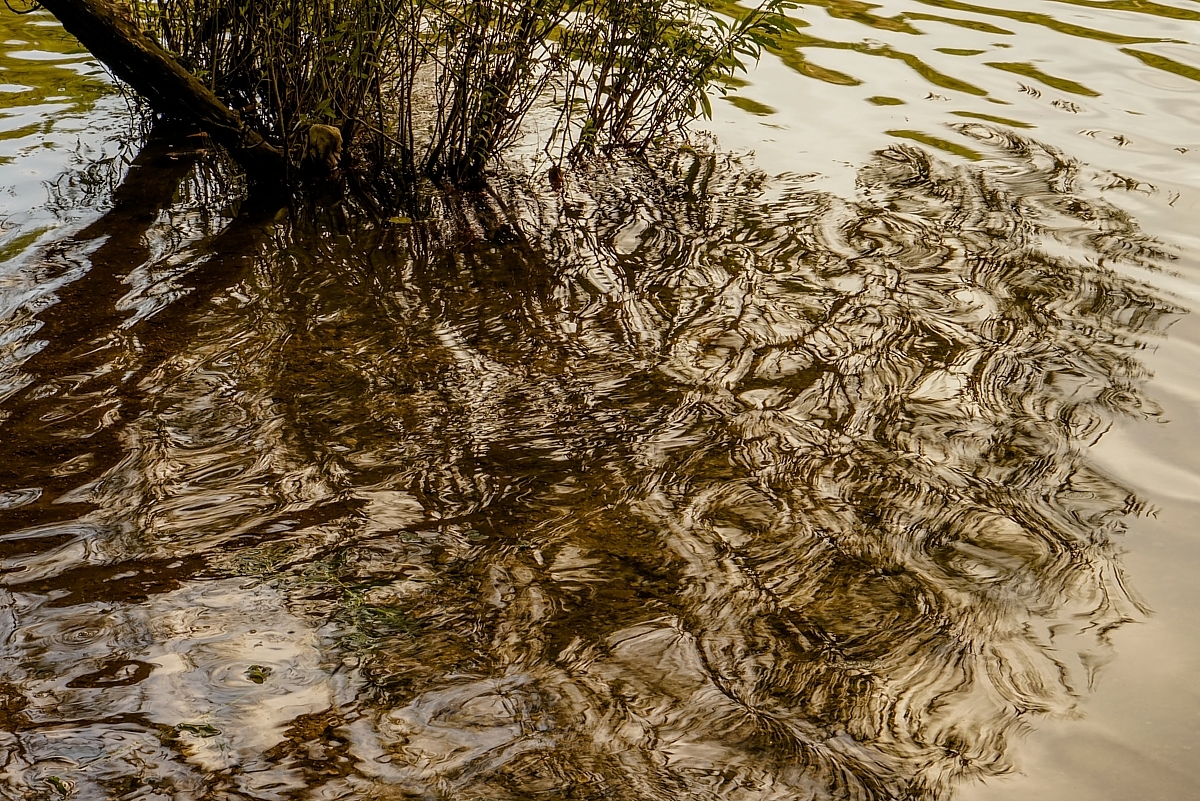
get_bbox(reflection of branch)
[2,129,1178,801]
[3,0,42,14]
[414,132,1172,797]
[0,132,199,528]
[0,143,280,539]
[11,137,199,386]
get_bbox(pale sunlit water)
[1,3,1199,800]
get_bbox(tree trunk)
[36,0,287,182]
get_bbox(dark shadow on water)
[0,126,1182,800]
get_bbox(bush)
[134,0,795,208]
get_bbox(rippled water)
[2,3,1200,800]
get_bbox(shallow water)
[1,3,1199,800]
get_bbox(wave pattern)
[0,124,1178,800]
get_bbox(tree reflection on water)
[0,127,1180,800]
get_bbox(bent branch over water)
[16,0,796,210]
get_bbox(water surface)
[1,3,1199,800]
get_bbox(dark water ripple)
[2,2,1197,799]
[0,118,1179,799]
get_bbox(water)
[1,3,1199,800]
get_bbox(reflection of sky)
[0,11,125,262]
[704,0,1200,208]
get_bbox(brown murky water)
[2,3,1199,800]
